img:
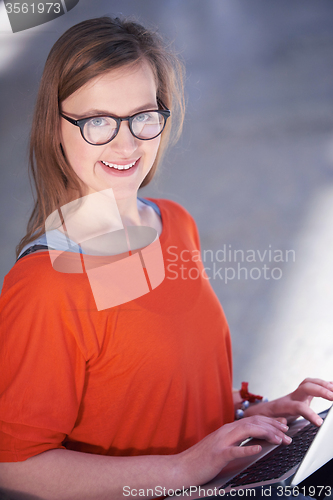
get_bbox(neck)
[115,194,142,227]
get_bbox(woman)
[0,16,332,500]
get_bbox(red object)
[0,199,235,462]
[240,382,263,403]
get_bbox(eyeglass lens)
[84,111,165,145]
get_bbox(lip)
[99,158,140,177]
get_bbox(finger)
[252,416,290,433]
[300,378,333,392]
[220,416,290,447]
[299,378,333,387]
[276,417,288,425]
[289,403,324,427]
[223,444,262,463]
[294,380,333,402]
[225,419,291,447]
[249,416,289,431]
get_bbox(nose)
[109,120,138,157]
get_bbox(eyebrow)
[63,103,158,119]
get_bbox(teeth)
[101,160,136,170]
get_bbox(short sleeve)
[0,255,88,462]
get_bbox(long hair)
[16,16,185,258]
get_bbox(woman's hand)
[0,417,290,500]
[177,415,291,488]
[243,378,333,426]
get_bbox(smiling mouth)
[101,160,138,171]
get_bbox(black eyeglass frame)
[60,101,171,146]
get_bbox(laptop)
[172,406,333,498]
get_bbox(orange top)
[0,199,234,462]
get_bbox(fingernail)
[280,423,289,431]
[317,417,323,426]
[284,436,292,444]
[275,435,282,443]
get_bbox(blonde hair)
[17,16,185,258]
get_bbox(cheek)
[146,136,161,162]
[61,124,93,176]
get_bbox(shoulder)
[0,252,106,361]
[146,198,201,249]
[146,198,196,225]
[3,251,73,289]
[1,252,93,315]
[2,252,53,296]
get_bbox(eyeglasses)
[60,103,171,146]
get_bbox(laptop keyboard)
[224,422,320,488]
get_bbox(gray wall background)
[1,0,333,408]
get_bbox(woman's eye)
[89,117,107,127]
[134,113,149,123]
